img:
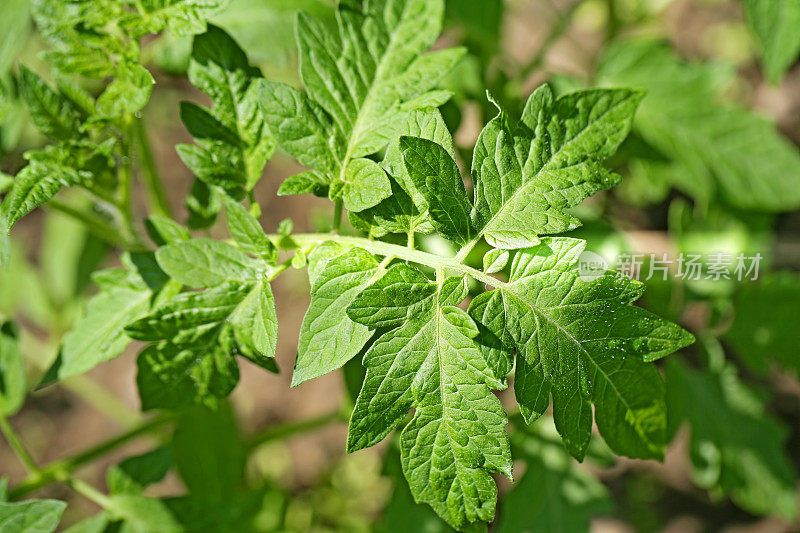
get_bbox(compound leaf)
[347,270,510,529]
[469,237,693,461]
[181,25,274,192]
[598,40,800,212]
[260,0,463,196]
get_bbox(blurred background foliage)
[1,0,800,531]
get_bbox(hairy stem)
[46,200,143,250]
[0,415,40,475]
[68,478,114,509]
[332,199,343,233]
[275,233,504,289]
[244,409,344,451]
[24,332,143,429]
[8,414,173,500]
[133,116,172,218]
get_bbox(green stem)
[0,415,40,475]
[68,478,113,509]
[274,233,504,289]
[61,375,143,429]
[133,116,172,218]
[332,199,343,234]
[453,238,478,264]
[118,117,143,246]
[244,410,343,452]
[8,414,173,500]
[267,257,294,282]
[605,0,620,42]
[46,200,142,250]
[23,330,143,429]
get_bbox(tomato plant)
[1,0,799,531]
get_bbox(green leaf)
[30,0,119,79]
[0,174,13,195]
[257,79,338,172]
[725,272,800,378]
[0,0,29,76]
[276,170,329,197]
[42,252,175,385]
[172,405,244,501]
[342,158,392,212]
[399,136,473,244]
[127,264,278,408]
[146,215,191,246]
[104,494,180,533]
[61,512,111,533]
[470,85,638,249]
[0,321,25,417]
[497,420,611,533]
[54,286,151,380]
[666,360,797,519]
[155,238,258,288]
[259,0,463,196]
[181,25,274,190]
[349,107,452,236]
[292,242,379,386]
[126,282,253,345]
[136,339,239,411]
[120,0,230,37]
[347,271,511,529]
[1,139,115,233]
[185,179,222,229]
[482,249,508,274]
[469,237,693,461]
[223,198,276,263]
[0,160,82,233]
[228,280,278,369]
[377,446,455,533]
[0,499,65,533]
[347,264,436,329]
[743,0,800,83]
[18,65,81,140]
[95,64,155,118]
[597,40,800,212]
[107,447,173,495]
